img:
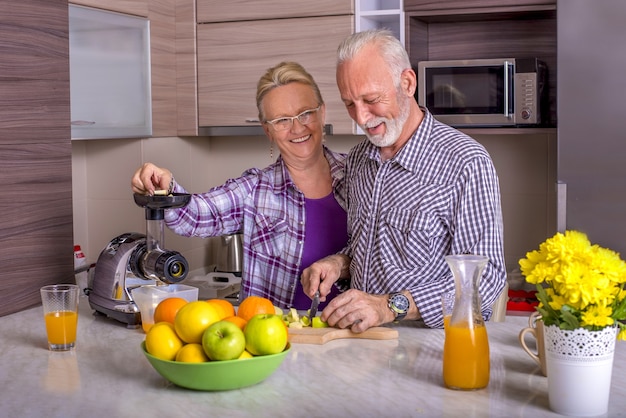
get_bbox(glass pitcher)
[443,254,490,390]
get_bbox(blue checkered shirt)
[342,109,506,328]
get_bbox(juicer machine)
[88,193,191,327]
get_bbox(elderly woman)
[131,62,347,310]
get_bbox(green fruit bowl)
[141,342,291,391]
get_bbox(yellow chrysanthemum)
[518,230,626,336]
[580,304,614,328]
[546,289,566,312]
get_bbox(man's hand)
[320,289,394,333]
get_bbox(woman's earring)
[270,143,274,160]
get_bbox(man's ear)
[401,68,417,97]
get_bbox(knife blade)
[308,290,320,323]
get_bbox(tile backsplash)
[72,131,556,275]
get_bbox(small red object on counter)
[507,289,539,312]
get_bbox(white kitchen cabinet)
[196,14,355,134]
[69,4,152,139]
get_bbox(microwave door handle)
[504,61,512,118]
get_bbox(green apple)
[312,317,328,328]
[244,314,288,356]
[201,320,245,361]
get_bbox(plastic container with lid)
[130,284,198,333]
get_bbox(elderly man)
[302,29,506,331]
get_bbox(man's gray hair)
[336,29,411,87]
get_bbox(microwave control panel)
[514,72,539,124]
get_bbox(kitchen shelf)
[355,0,404,46]
[406,3,557,128]
[198,124,333,137]
[457,127,556,136]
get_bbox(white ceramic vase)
[544,324,617,417]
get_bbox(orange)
[223,315,247,331]
[175,343,209,363]
[237,296,275,322]
[154,297,188,324]
[174,300,222,344]
[206,299,235,320]
[145,322,184,361]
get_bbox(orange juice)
[443,315,451,329]
[141,320,154,334]
[45,311,78,345]
[443,322,490,390]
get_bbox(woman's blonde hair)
[256,61,324,122]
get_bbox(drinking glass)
[40,284,80,351]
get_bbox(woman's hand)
[301,254,351,300]
[131,162,172,195]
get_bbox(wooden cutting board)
[288,326,399,345]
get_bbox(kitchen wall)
[72,131,556,276]
[71,135,360,273]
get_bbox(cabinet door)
[0,0,73,316]
[197,15,355,134]
[198,0,353,23]
[69,5,152,140]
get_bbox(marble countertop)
[1,298,625,418]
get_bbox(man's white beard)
[360,93,411,148]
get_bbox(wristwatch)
[388,292,409,321]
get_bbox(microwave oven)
[416,58,548,127]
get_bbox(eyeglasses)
[264,106,321,131]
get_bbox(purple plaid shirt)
[164,146,346,308]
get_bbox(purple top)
[291,192,348,310]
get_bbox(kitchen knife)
[308,290,320,323]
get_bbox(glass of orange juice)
[40,284,80,351]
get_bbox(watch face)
[392,294,409,311]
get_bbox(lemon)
[145,322,184,361]
[174,301,222,344]
[238,350,254,360]
[175,343,209,363]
